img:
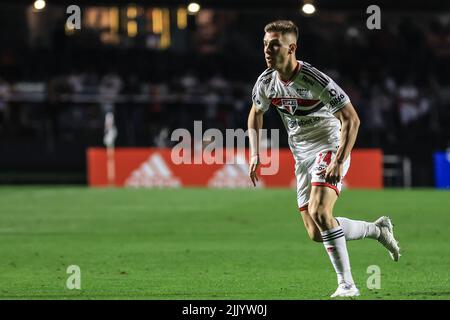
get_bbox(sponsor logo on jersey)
[287,117,321,129]
[296,88,308,94]
[329,93,346,107]
[262,76,272,85]
[302,75,315,86]
[297,116,321,126]
[125,153,181,187]
[288,119,297,129]
[314,161,328,180]
[328,89,337,96]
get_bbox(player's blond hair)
[264,20,298,41]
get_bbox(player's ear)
[288,43,297,54]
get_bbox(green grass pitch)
[0,187,449,300]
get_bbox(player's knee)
[302,218,322,242]
[303,223,319,242]
[309,205,332,228]
[307,229,323,242]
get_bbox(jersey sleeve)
[251,73,271,113]
[298,63,350,114]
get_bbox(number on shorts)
[323,151,332,165]
[317,151,332,165]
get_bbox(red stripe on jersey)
[272,98,320,107]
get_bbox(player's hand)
[249,154,260,187]
[325,161,343,185]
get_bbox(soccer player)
[247,20,400,298]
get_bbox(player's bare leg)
[300,200,401,261]
[299,208,322,242]
[308,186,339,231]
[308,185,360,298]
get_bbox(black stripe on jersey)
[303,62,327,77]
[301,67,329,88]
[307,69,329,86]
[259,68,275,79]
[302,64,329,85]
[301,68,328,87]
[305,65,330,85]
[274,101,325,116]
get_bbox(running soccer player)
[247,20,401,298]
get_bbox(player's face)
[263,32,292,69]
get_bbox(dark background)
[0,0,449,185]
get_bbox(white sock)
[321,226,354,285]
[335,217,380,241]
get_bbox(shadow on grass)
[406,291,450,297]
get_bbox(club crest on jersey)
[281,99,298,115]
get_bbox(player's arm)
[298,64,359,185]
[247,104,264,186]
[326,102,360,184]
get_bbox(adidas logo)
[125,153,181,187]
[326,246,336,253]
[208,154,264,188]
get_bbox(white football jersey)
[252,60,350,162]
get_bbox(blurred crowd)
[0,11,449,158]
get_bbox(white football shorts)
[296,149,351,211]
